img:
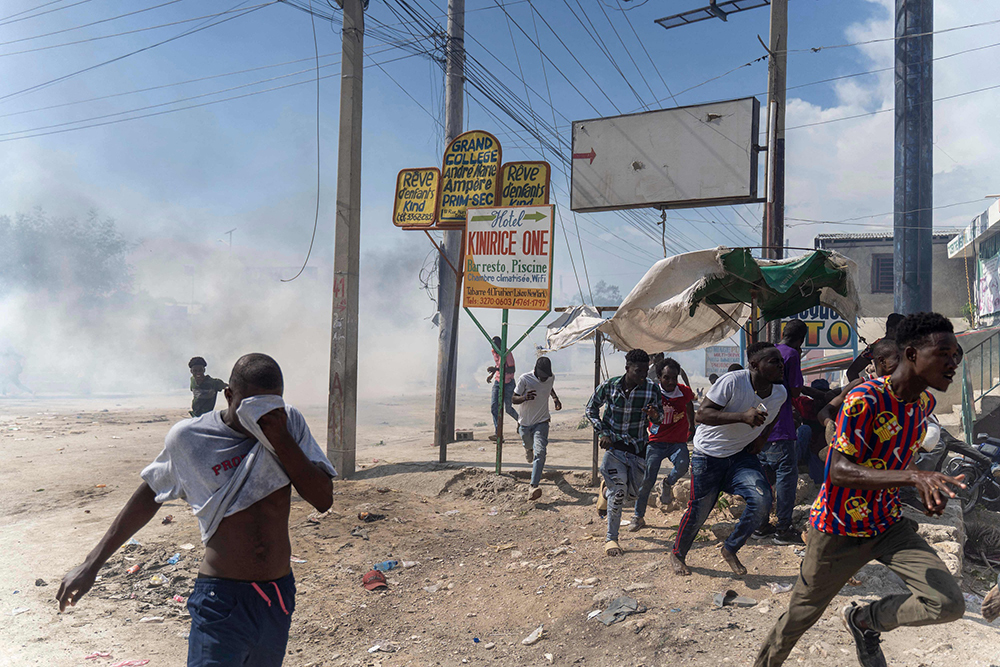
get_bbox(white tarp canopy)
[546,247,860,354]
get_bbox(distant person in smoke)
[512,356,562,501]
[58,353,337,667]
[486,336,518,441]
[189,357,228,418]
[0,349,33,396]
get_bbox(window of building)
[871,254,893,293]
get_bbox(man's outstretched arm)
[57,482,161,611]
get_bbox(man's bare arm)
[259,410,333,513]
[550,388,561,410]
[828,450,965,515]
[57,482,161,611]
[696,398,765,427]
[817,380,863,426]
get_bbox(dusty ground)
[2,378,1000,667]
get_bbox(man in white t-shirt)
[670,342,787,577]
[57,353,337,667]
[513,357,562,501]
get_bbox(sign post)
[461,204,555,473]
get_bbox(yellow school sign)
[392,130,550,230]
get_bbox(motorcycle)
[941,436,1000,515]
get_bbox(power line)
[0,0,96,28]
[0,0,188,48]
[0,0,276,104]
[781,15,1000,55]
[785,198,987,227]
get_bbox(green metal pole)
[495,309,509,475]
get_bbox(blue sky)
[3,0,1000,397]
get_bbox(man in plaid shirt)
[586,349,660,557]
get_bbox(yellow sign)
[392,168,440,228]
[500,161,550,207]
[439,130,501,228]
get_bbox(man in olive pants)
[755,313,967,667]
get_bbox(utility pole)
[327,0,364,478]
[433,0,465,461]
[894,0,933,313]
[761,0,787,342]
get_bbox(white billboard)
[570,97,760,212]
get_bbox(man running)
[846,313,904,381]
[630,357,695,531]
[512,356,562,501]
[756,320,826,545]
[670,342,787,576]
[486,336,518,441]
[189,356,228,417]
[586,349,660,557]
[755,313,966,667]
[58,353,337,666]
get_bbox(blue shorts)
[187,572,296,667]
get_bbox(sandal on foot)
[604,540,623,557]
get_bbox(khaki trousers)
[754,518,964,667]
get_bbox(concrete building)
[814,231,969,319]
[948,199,1000,327]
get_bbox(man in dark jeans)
[755,313,967,667]
[756,320,826,545]
[670,342,787,576]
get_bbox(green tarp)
[688,248,855,322]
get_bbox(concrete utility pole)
[327,0,364,478]
[762,0,787,342]
[894,0,933,313]
[433,0,465,461]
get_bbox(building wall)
[815,237,970,318]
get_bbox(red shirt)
[648,384,695,444]
[809,377,935,537]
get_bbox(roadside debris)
[362,570,388,591]
[713,590,757,608]
[521,625,546,645]
[767,582,793,594]
[83,652,112,660]
[350,526,370,541]
[161,515,174,525]
[34,578,47,587]
[12,607,29,616]
[110,661,150,667]
[148,574,167,587]
[166,553,181,565]
[290,556,307,564]
[138,616,164,623]
[358,512,386,523]
[126,564,141,575]
[594,596,647,626]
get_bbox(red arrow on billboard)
[572,148,596,164]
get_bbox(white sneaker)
[528,486,542,501]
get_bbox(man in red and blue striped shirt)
[755,313,967,667]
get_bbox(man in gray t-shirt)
[58,354,336,667]
[670,342,786,578]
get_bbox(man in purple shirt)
[755,320,824,545]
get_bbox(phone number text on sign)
[463,205,554,311]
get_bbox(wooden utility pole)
[761,0,787,342]
[327,0,364,478]
[433,0,465,461]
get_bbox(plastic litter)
[167,553,181,565]
[126,538,141,546]
[358,512,386,523]
[161,515,174,525]
[126,564,141,575]
[138,616,164,623]
[179,543,195,550]
[148,574,167,587]
[172,595,186,604]
[594,596,647,625]
[444,510,460,516]
[12,607,29,615]
[373,560,399,572]
[95,484,107,489]
[473,638,480,643]
[400,561,419,568]
[963,592,982,608]
[350,526,370,541]
[587,610,601,619]
[290,556,307,564]
[110,661,150,667]
[521,625,546,645]
[768,582,793,594]
[84,652,112,660]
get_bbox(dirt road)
[2,382,999,666]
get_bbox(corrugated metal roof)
[815,230,962,242]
